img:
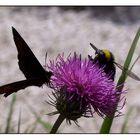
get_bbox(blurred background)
[0,6,140,133]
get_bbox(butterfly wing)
[12,27,48,79]
[0,78,45,97]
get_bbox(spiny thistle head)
[47,53,125,122]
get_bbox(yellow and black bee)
[88,43,140,81]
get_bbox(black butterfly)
[0,27,52,97]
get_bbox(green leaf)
[17,109,22,133]
[118,27,140,85]
[27,104,52,132]
[121,106,133,133]
[100,27,140,133]
[5,95,16,133]
[28,121,38,133]
[130,54,140,71]
[32,111,52,131]
[23,121,38,133]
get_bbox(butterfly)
[0,27,52,97]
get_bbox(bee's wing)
[114,62,140,81]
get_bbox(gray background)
[0,7,140,133]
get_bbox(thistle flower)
[47,53,125,122]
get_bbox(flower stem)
[50,114,65,134]
[99,27,140,133]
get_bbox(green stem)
[99,78,125,133]
[100,27,140,133]
[100,117,114,133]
[100,81,125,134]
[50,114,65,134]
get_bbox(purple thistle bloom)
[47,53,125,119]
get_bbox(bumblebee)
[88,43,140,81]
